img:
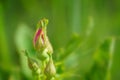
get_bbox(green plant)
[23,18,56,80]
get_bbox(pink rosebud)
[33,18,53,56]
[33,28,45,50]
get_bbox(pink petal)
[33,28,42,47]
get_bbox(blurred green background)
[0,0,120,80]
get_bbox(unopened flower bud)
[33,18,53,61]
[27,57,41,75]
[44,57,56,78]
[33,18,49,50]
[33,28,45,51]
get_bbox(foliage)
[0,0,120,80]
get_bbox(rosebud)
[27,57,41,75]
[33,18,48,50]
[33,28,45,51]
[33,18,53,61]
[44,57,56,79]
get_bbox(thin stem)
[106,37,116,80]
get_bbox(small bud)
[44,57,56,78]
[27,57,41,75]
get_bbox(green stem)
[37,75,41,80]
[106,37,116,80]
[33,72,41,80]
